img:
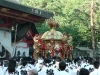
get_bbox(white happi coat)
[57,71,71,75]
[89,69,100,75]
[0,66,4,75]
[38,66,48,75]
[4,70,17,75]
[16,65,31,75]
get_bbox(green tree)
[20,0,100,48]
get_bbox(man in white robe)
[57,61,71,75]
[89,61,100,75]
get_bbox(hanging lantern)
[11,26,14,31]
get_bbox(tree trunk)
[90,0,95,57]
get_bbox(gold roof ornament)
[41,28,63,40]
[41,18,63,40]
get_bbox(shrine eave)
[0,0,54,23]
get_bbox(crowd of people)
[0,54,100,75]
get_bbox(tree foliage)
[21,0,100,48]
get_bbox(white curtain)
[0,30,13,57]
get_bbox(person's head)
[8,59,16,73]
[59,61,66,71]
[79,68,89,75]
[8,59,16,67]
[21,57,27,66]
[93,61,100,69]
[44,58,51,66]
[30,59,35,65]
[88,58,94,65]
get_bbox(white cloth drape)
[0,30,29,57]
[0,30,13,57]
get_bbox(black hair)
[59,61,66,71]
[44,58,51,63]
[21,57,27,66]
[30,59,35,65]
[8,59,16,67]
[8,59,16,73]
[79,68,89,75]
[93,61,100,69]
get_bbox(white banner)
[16,47,29,57]
[0,30,11,48]
[0,30,13,57]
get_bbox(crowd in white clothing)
[0,56,100,75]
